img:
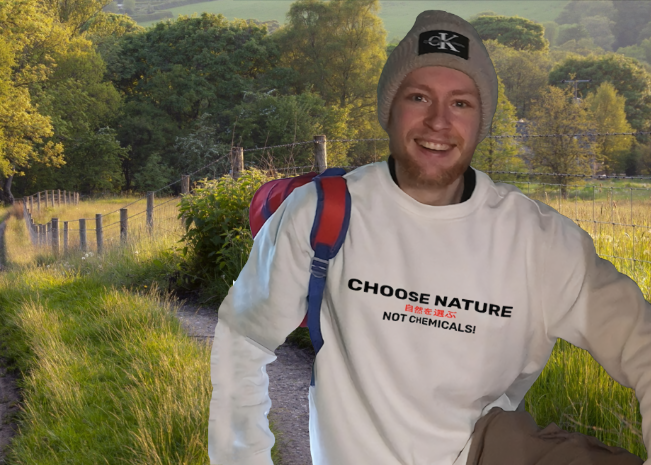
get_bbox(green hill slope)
[137,0,569,41]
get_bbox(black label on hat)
[418,30,469,60]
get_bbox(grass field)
[137,0,570,41]
[24,195,183,256]
[1,182,648,462]
[0,201,282,464]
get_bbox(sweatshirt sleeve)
[541,213,651,462]
[208,184,317,465]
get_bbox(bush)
[177,169,276,302]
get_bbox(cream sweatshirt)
[208,161,651,465]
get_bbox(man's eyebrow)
[402,84,478,97]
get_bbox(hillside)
[136,0,570,40]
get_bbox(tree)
[583,81,634,175]
[557,24,590,46]
[40,0,115,35]
[484,39,552,119]
[548,53,651,137]
[525,85,596,194]
[612,1,651,50]
[470,15,549,52]
[579,16,615,52]
[471,75,523,173]
[110,13,292,190]
[272,0,388,155]
[543,21,559,47]
[555,0,616,26]
[0,0,66,203]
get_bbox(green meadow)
[138,0,570,40]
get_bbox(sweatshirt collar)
[374,160,491,220]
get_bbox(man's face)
[387,66,482,189]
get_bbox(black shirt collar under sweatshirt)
[387,155,476,203]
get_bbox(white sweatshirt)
[208,161,651,465]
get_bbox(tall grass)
[0,204,281,464]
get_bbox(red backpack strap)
[305,168,350,385]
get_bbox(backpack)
[249,168,351,383]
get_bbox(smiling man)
[209,10,650,465]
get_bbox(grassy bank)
[0,203,281,464]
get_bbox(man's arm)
[542,214,651,462]
[208,184,316,465]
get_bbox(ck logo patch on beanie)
[418,30,469,59]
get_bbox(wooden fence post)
[46,222,51,245]
[52,218,59,255]
[314,135,327,172]
[120,208,128,245]
[181,175,190,225]
[38,224,43,246]
[37,192,41,212]
[231,146,244,179]
[63,221,68,253]
[96,214,103,254]
[80,219,87,252]
[29,195,33,213]
[146,192,154,235]
[57,189,61,207]
[63,191,67,205]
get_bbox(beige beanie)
[377,10,498,145]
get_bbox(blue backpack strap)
[306,170,350,386]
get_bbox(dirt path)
[0,218,22,464]
[174,303,314,465]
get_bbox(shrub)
[177,169,276,302]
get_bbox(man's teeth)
[417,140,452,151]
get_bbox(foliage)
[612,0,651,50]
[525,85,596,192]
[177,169,275,301]
[555,0,616,27]
[542,21,559,47]
[220,90,354,169]
[111,13,291,190]
[470,15,548,52]
[579,15,615,52]
[557,23,590,46]
[0,0,67,202]
[583,82,634,175]
[472,75,523,173]
[273,0,388,159]
[549,53,651,137]
[484,39,552,119]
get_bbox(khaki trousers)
[466,407,644,465]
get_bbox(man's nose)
[423,101,452,130]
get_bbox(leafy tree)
[272,0,388,155]
[583,81,634,175]
[525,85,596,194]
[111,13,294,190]
[0,0,66,203]
[617,38,651,69]
[468,11,497,22]
[555,0,616,26]
[484,39,552,119]
[548,53,651,137]
[471,75,523,173]
[40,0,114,35]
[557,24,590,46]
[612,0,651,50]
[543,21,559,47]
[470,15,549,52]
[580,16,615,51]
[555,37,606,57]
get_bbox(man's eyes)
[409,94,471,107]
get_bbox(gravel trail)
[174,303,314,465]
[0,218,21,465]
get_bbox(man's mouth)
[415,139,455,153]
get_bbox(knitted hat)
[377,10,498,145]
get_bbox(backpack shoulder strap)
[306,168,350,385]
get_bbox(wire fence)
[15,132,651,289]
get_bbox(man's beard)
[392,141,470,189]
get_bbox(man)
[209,10,650,465]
